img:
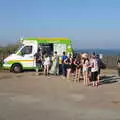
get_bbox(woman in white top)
[49,51,59,75]
[43,54,50,75]
[82,58,90,85]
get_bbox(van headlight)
[3,60,7,64]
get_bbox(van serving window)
[39,43,53,56]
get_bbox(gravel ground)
[0,69,120,120]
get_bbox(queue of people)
[34,49,103,87]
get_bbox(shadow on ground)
[100,75,120,85]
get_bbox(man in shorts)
[90,53,99,87]
[61,52,68,77]
[34,49,42,75]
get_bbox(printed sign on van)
[54,44,66,55]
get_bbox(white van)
[3,38,73,73]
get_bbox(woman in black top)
[64,54,73,80]
[74,54,82,82]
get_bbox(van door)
[19,45,35,68]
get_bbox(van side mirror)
[18,51,24,56]
[21,51,25,56]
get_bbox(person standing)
[49,51,59,75]
[64,54,73,80]
[43,53,50,75]
[34,49,42,75]
[96,54,101,84]
[117,59,120,77]
[74,54,82,82]
[90,54,99,87]
[61,52,68,77]
[82,57,90,85]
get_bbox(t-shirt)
[62,55,68,64]
[34,52,42,63]
[44,57,50,65]
[90,58,98,72]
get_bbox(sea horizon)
[74,48,120,56]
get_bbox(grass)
[0,61,3,70]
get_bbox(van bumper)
[3,64,11,69]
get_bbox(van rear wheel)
[10,64,22,73]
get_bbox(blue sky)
[0,0,120,49]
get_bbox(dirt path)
[0,69,120,120]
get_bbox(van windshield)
[15,44,24,54]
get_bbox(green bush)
[0,61,3,70]
[0,44,19,70]
[0,44,19,58]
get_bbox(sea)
[74,49,120,56]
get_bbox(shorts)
[36,63,41,68]
[66,64,71,69]
[83,68,88,72]
[44,62,50,66]
[91,71,98,81]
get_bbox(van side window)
[21,46,32,55]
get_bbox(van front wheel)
[10,64,23,73]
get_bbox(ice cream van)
[3,38,73,73]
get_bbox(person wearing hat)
[82,55,90,85]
